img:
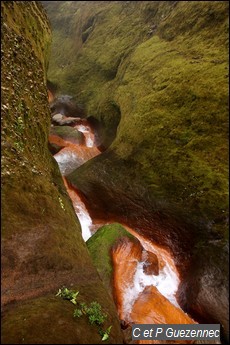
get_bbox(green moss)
[1,3,123,344]
[86,223,135,294]
[2,288,121,344]
[47,0,228,236]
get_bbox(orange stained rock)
[48,134,67,147]
[122,225,179,279]
[131,285,196,344]
[54,144,100,166]
[112,237,143,320]
[131,285,196,324]
[142,250,159,276]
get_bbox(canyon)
[1,1,229,344]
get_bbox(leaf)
[101,326,112,341]
[70,298,77,305]
[102,333,109,341]
[74,309,83,318]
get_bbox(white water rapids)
[53,120,181,319]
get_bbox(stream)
[48,104,196,343]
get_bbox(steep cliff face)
[1,2,123,343]
[43,0,229,339]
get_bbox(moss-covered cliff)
[1,2,123,343]
[43,0,229,338]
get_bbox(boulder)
[50,125,84,145]
[51,113,82,126]
[131,285,196,325]
[86,223,139,297]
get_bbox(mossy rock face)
[2,285,122,344]
[50,1,229,335]
[86,223,136,295]
[50,95,86,117]
[50,125,84,144]
[1,2,123,344]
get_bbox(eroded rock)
[50,125,84,145]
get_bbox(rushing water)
[122,258,180,320]
[50,113,194,330]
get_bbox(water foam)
[122,242,180,320]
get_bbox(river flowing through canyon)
[48,102,197,343]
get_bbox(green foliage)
[73,308,83,318]
[100,326,112,341]
[56,288,112,341]
[85,301,107,326]
[56,287,79,305]
[45,0,228,239]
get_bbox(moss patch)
[46,0,228,240]
[45,0,228,334]
[86,223,135,294]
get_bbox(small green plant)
[56,287,79,305]
[73,308,83,318]
[73,301,111,341]
[100,326,112,341]
[56,287,112,341]
[85,301,107,326]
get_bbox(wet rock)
[50,125,84,145]
[177,242,229,343]
[131,285,196,325]
[122,323,137,344]
[52,113,63,123]
[112,236,143,319]
[86,223,138,296]
[52,114,82,126]
[66,149,229,340]
[142,250,159,275]
[48,141,64,155]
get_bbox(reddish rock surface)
[142,250,159,275]
[111,236,143,320]
[131,286,196,344]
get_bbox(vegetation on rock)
[43,0,229,338]
[1,2,123,344]
[86,223,137,295]
[57,287,112,341]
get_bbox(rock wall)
[1,2,123,343]
[43,0,229,340]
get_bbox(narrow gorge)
[1,1,229,344]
